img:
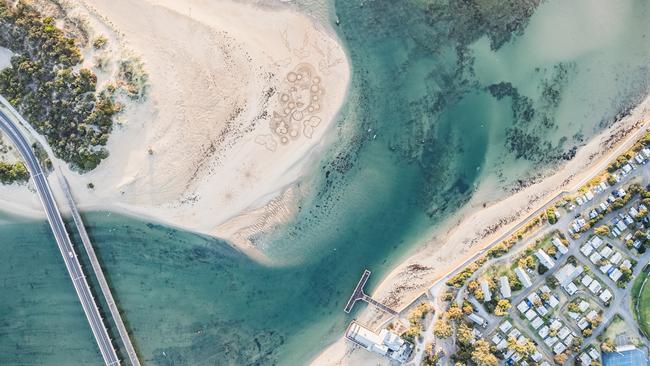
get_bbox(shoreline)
[0,0,351,264]
[310,94,650,365]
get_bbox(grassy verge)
[632,266,650,337]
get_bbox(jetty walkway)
[344,269,397,316]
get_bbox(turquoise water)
[1,0,650,365]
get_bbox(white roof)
[544,336,558,347]
[499,320,513,333]
[564,282,578,295]
[554,342,567,355]
[600,246,613,258]
[589,348,600,359]
[525,309,537,321]
[581,244,594,256]
[581,275,594,286]
[492,334,503,344]
[586,310,598,321]
[548,295,560,308]
[578,318,590,330]
[579,300,590,312]
[610,252,623,265]
[590,252,603,264]
[517,301,530,313]
[538,326,549,338]
[616,220,628,231]
[580,353,592,365]
[515,267,533,288]
[622,260,632,269]
[588,281,602,294]
[536,305,549,316]
[609,268,623,281]
[536,249,556,269]
[590,236,604,247]
[347,322,384,349]
[550,319,563,331]
[531,317,544,329]
[497,339,508,350]
[558,326,571,340]
[600,289,613,302]
[555,263,583,286]
[499,276,511,298]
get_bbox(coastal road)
[0,109,120,366]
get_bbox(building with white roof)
[600,246,613,258]
[536,249,556,269]
[582,275,594,287]
[610,252,623,265]
[586,310,598,321]
[480,279,492,302]
[591,236,604,248]
[578,318,590,330]
[536,305,549,316]
[517,301,529,313]
[515,267,533,288]
[565,282,578,295]
[553,342,567,355]
[499,320,512,333]
[525,309,537,321]
[544,336,558,347]
[346,321,414,362]
[558,326,571,340]
[581,244,594,256]
[531,317,544,329]
[590,252,603,264]
[622,259,632,270]
[600,289,613,303]
[588,348,600,360]
[578,300,590,312]
[555,263,584,287]
[550,320,562,331]
[616,220,628,232]
[600,263,612,274]
[496,339,507,350]
[499,276,511,298]
[538,326,549,338]
[588,281,602,294]
[609,268,623,282]
[492,334,502,345]
[552,237,568,254]
[548,295,559,308]
[579,353,592,365]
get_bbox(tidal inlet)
[0,0,649,366]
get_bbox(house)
[621,260,632,270]
[622,164,633,174]
[600,202,610,211]
[346,321,414,362]
[600,289,613,303]
[499,320,512,333]
[555,263,584,286]
[491,334,502,345]
[558,326,571,340]
[480,279,492,302]
[527,292,541,305]
[553,342,567,355]
[588,348,600,361]
[536,249,556,269]
[565,282,578,295]
[590,236,604,248]
[531,317,544,330]
[517,301,530,313]
[585,191,594,201]
[578,300,590,312]
[550,320,563,331]
[582,275,594,287]
[552,237,568,255]
[643,147,650,158]
[610,252,623,265]
[577,318,590,330]
[579,353,592,366]
[515,267,533,288]
[600,263,612,274]
[547,295,560,309]
[601,246,613,258]
[536,305,549,316]
[468,313,487,327]
[588,281,602,294]
[538,325,549,338]
[586,310,598,321]
[496,339,508,350]
[525,309,537,321]
[590,252,603,264]
[609,268,623,282]
[544,336,558,347]
[581,244,594,256]
[616,220,628,232]
[499,276,511,298]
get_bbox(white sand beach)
[310,95,650,365]
[0,0,349,260]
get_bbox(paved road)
[0,109,120,366]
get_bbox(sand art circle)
[268,63,325,146]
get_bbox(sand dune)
[0,0,349,259]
